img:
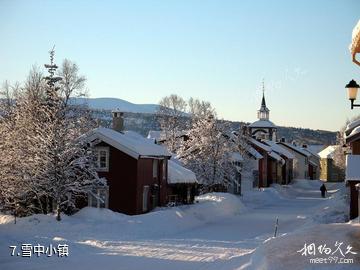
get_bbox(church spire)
[261,79,266,107]
[257,80,270,121]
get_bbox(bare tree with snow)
[178,100,238,192]
[156,94,188,153]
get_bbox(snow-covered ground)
[0,180,358,270]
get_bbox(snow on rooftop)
[345,118,360,136]
[230,152,244,162]
[308,159,318,166]
[279,142,311,157]
[350,19,360,55]
[346,125,360,142]
[147,130,188,142]
[85,127,171,159]
[249,138,284,163]
[264,140,295,159]
[168,160,197,184]
[147,130,163,141]
[318,145,337,159]
[249,138,272,152]
[346,154,360,181]
[124,130,148,140]
[268,151,285,164]
[247,146,263,159]
[304,144,324,157]
[248,119,276,128]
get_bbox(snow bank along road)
[0,180,358,270]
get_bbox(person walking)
[320,183,327,198]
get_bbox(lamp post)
[346,79,360,109]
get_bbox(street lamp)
[346,79,360,109]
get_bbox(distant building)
[247,138,285,187]
[248,83,277,141]
[277,140,311,179]
[301,145,321,180]
[263,140,294,184]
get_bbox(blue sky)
[0,0,359,131]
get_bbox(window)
[88,186,109,208]
[162,161,167,180]
[94,147,109,172]
[143,185,150,212]
[153,160,158,178]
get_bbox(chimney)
[280,137,286,143]
[112,109,124,132]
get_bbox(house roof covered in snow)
[147,130,165,142]
[345,123,360,144]
[230,152,244,162]
[168,160,197,184]
[249,138,272,152]
[350,19,360,57]
[83,127,171,159]
[318,145,337,159]
[248,138,284,163]
[246,145,263,160]
[305,145,325,156]
[248,120,276,128]
[268,151,285,164]
[277,142,311,157]
[309,159,318,166]
[302,148,320,159]
[263,140,295,159]
[345,154,360,181]
[344,119,360,141]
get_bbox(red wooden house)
[82,112,197,215]
[248,138,285,187]
[263,140,294,185]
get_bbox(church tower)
[248,81,277,141]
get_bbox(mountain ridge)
[73,97,159,114]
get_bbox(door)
[309,165,314,180]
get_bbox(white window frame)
[162,160,167,180]
[88,186,109,209]
[153,160,158,179]
[143,185,150,212]
[94,147,110,172]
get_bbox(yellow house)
[318,145,343,182]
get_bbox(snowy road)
[0,180,351,270]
